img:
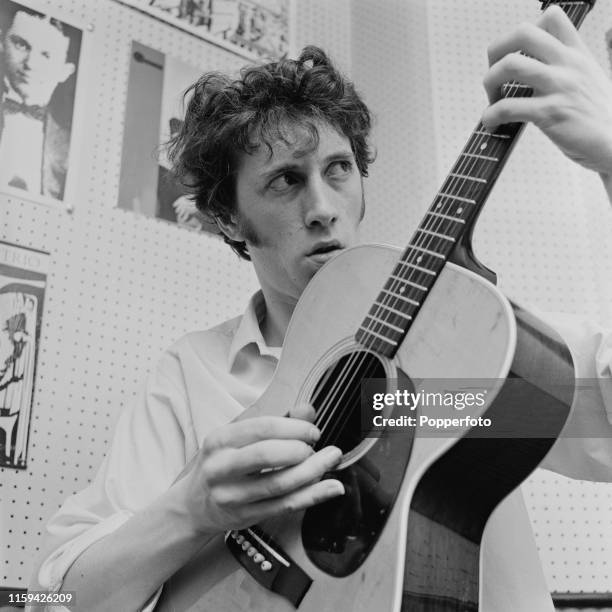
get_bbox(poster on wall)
[0,241,48,470]
[0,0,87,209]
[114,0,291,61]
[118,40,218,234]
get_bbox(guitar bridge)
[225,526,312,608]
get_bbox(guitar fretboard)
[355,0,593,357]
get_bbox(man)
[32,6,612,611]
[0,5,76,200]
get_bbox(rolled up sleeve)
[539,312,612,481]
[30,349,196,610]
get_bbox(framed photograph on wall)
[114,0,292,61]
[0,241,48,470]
[0,0,88,210]
[118,40,220,233]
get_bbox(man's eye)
[328,160,353,177]
[10,36,28,51]
[268,173,298,192]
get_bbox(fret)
[428,211,466,224]
[395,261,436,276]
[417,228,456,242]
[400,295,419,307]
[475,130,510,140]
[502,82,532,98]
[358,326,398,346]
[450,172,488,184]
[364,314,405,334]
[382,287,429,304]
[410,244,446,260]
[373,300,414,319]
[437,192,476,205]
[462,152,499,162]
[403,278,428,292]
[389,275,429,291]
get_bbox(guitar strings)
[309,1,584,449]
[314,123,510,446]
[316,114,524,443]
[314,116,516,442]
[315,121,514,446]
[313,92,524,440]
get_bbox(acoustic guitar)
[157,1,595,609]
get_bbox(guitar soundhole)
[310,350,385,454]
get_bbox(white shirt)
[0,81,44,195]
[31,293,612,611]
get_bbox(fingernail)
[310,427,321,442]
[321,446,342,463]
[326,480,345,496]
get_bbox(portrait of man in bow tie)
[0,2,82,202]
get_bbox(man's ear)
[215,215,245,243]
[58,62,76,84]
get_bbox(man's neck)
[259,293,297,348]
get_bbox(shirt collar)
[227,290,281,369]
[3,78,23,104]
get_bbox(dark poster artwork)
[0,241,48,469]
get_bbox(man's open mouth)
[307,241,343,263]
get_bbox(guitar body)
[157,243,574,611]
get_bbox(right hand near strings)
[176,416,344,535]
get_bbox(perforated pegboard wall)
[0,0,351,587]
[351,0,440,247]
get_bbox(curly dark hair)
[167,46,375,260]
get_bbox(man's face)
[2,11,74,105]
[228,121,364,304]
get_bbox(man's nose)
[21,50,33,70]
[304,178,338,228]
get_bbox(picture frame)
[113,0,293,61]
[0,240,49,470]
[0,0,90,211]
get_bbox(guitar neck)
[355,0,595,358]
